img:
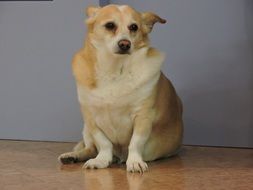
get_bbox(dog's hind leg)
[73,141,85,152]
[58,124,98,164]
[58,141,97,164]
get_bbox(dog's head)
[86,4,166,55]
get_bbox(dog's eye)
[129,23,138,32]
[105,22,116,30]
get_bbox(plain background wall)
[0,0,97,142]
[111,0,253,147]
[0,0,252,147]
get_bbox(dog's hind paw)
[58,152,79,164]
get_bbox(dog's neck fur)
[84,38,127,82]
[79,35,165,96]
[96,48,126,75]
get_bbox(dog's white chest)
[77,48,164,145]
[77,74,158,145]
[89,104,133,145]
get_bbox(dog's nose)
[118,39,131,52]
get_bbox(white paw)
[83,158,110,169]
[58,152,78,164]
[126,159,148,173]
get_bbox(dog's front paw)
[126,159,148,173]
[58,152,79,164]
[83,158,110,169]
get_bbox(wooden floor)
[0,140,252,190]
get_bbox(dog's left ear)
[141,12,166,33]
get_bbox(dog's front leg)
[126,115,152,173]
[83,128,113,169]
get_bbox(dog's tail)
[73,140,85,152]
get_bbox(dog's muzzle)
[116,39,131,54]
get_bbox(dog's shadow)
[59,153,184,190]
[60,163,146,190]
[83,167,149,190]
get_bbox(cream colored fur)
[58,4,183,173]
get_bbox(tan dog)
[58,4,183,173]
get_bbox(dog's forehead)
[97,5,140,23]
[117,5,137,14]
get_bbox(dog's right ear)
[86,6,101,22]
[85,6,101,30]
[86,6,101,18]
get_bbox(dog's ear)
[141,12,166,33]
[86,6,101,18]
[85,6,101,25]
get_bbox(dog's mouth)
[115,50,131,55]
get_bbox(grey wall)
[0,0,98,142]
[0,0,252,147]
[111,0,253,147]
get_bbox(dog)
[58,4,183,173]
